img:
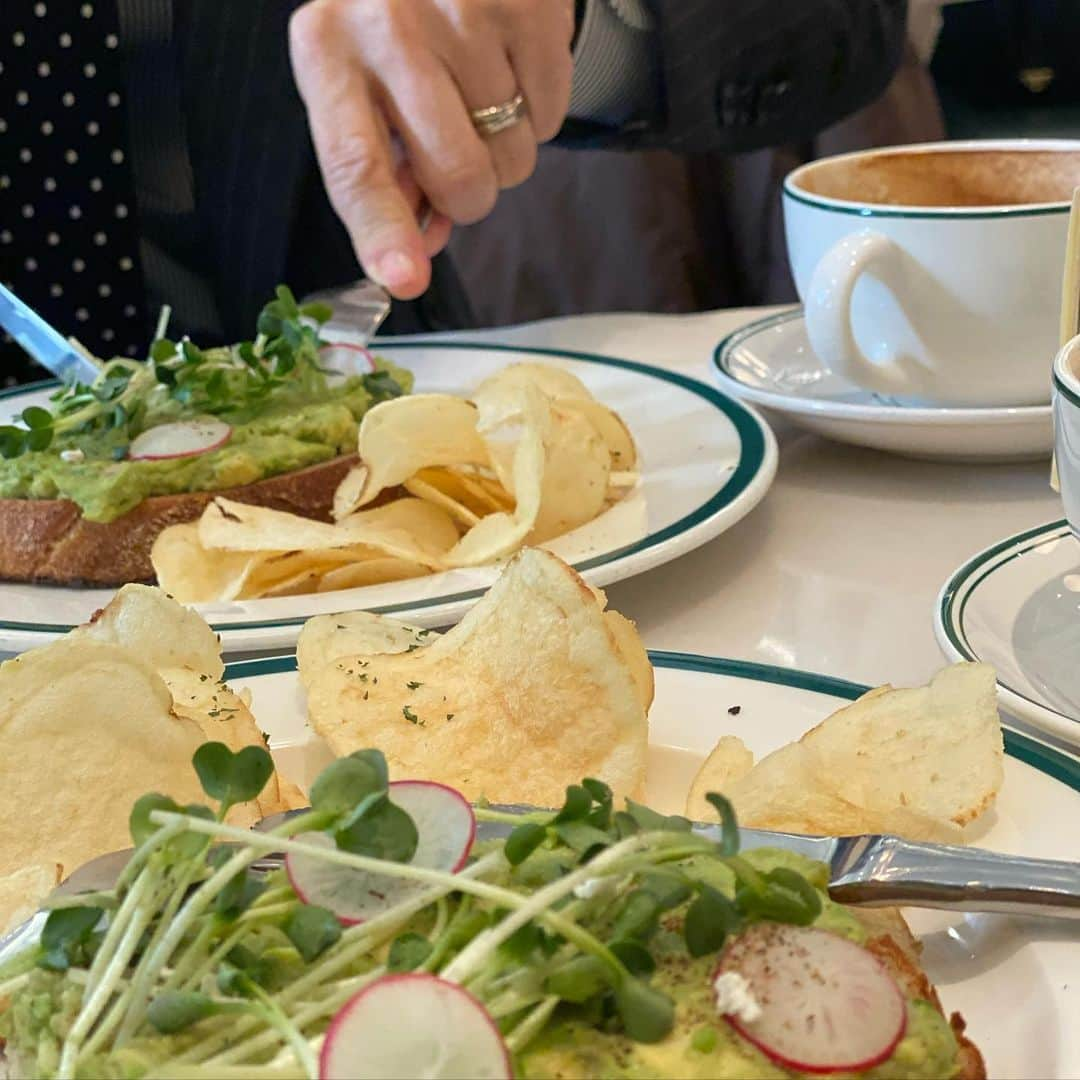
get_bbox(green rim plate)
[0,342,771,637]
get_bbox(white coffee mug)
[784,139,1078,407]
[1053,334,1080,535]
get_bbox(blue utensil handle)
[0,283,102,384]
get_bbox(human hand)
[289,0,576,300]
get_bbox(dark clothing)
[2,0,907,384]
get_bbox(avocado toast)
[0,288,411,587]
[0,747,984,1079]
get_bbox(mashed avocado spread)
[0,751,964,1080]
[0,287,412,522]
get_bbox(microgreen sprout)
[0,748,829,1080]
[0,285,405,462]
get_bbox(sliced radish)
[287,780,476,925]
[128,418,232,461]
[320,341,376,374]
[321,973,511,1080]
[716,923,907,1074]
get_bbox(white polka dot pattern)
[3,0,147,377]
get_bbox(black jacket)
[168,0,907,341]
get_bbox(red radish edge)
[320,341,376,373]
[390,780,477,874]
[319,973,512,1080]
[286,780,476,927]
[128,419,232,461]
[717,924,908,1075]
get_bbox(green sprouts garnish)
[0,285,405,460]
[0,748,828,1079]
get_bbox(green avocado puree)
[0,360,412,523]
[518,849,962,1080]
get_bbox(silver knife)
[0,283,102,385]
[46,807,1080,920]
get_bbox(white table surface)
[401,306,1064,715]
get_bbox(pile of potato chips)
[0,586,302,935]
[153,363,637,602]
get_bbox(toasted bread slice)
[855,907,986,1080]
[0,454,356,588]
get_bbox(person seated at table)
[1,0,906,383]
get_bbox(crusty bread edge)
[855,907,986,1080]
[0,454,357,588]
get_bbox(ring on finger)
[469,92,528,137]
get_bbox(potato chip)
[151,522,264,603]
[604,611,654,711]
[558,398,638,471]
[200,496,458,568]
[443,410,546,567]
[0,862,62,938]
[684,663,1002,842]
[474,363,636,470]
[348,395,488,508]
[684,736,755,820]
[800,663,1003,827]
[332,464,369,522]
[1,587,306,885]
[528,406,610,543]
[0,640,216,878]
[163,666,297,818]
[76,582,225,680]
[305,548,648,806]
[316,558,430,593]
[404,469,483,528]
[473,362,593,403]
[297,611,433,689]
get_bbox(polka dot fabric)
[2,0,147,384]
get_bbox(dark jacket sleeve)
[563,0,908,154]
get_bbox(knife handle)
[829,836,1080,919]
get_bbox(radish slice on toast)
[287,780,475,924]
[321,973,511,1080]
[716,922,907,1074]
[320,341,376,374]
[128,418,232,461]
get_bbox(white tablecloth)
[408,307,1062,695]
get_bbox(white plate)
[0,342,776,654]
[713,309,1052,463]
[936,519,1080,748]
[228,650,1080,1080]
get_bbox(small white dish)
[228,650,1080,1080]
[713,309,1053,463]
[0,342,777,654]
[935,519,1080,746]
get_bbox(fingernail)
[372,250,417,290]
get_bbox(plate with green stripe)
[936,519,1080,747]
[0,342,776,654]
[226,649,1080,1080]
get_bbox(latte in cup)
[784,140,1080,407]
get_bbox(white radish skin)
[287,780,476,925]
[128,419,232,461]
[717,922,907,1074]
[320,973,512,1080]
[321,341,376,374]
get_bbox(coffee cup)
[1053,335,1080,533]
[784,140,1080,407]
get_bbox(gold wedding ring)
[470,93,528,137]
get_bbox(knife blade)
[0,283,102,385]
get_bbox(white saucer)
[935,520,1080,747]
[713,309,1052,463]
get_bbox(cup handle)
[804,230,912,396]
